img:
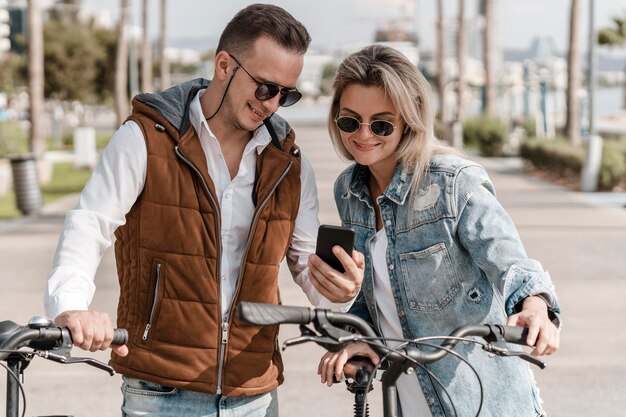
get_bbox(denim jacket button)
[385,219,391,226]
[388,264,394,270]
[427,397,435,405]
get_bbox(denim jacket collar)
[348,163,414,206]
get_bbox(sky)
[42,0,626,53]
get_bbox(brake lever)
[483,343,546,369]
[65,357,116,375]
[502,351,546,369]
[282,335,339,350]
[282,324,346,352]
[35,350,117,375]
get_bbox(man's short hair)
[216,3,311,58]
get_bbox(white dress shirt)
[45,89,349,320]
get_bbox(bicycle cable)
[0,351,28,417]
[353,335,490,417]
[361,339,461,417]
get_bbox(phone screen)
[315,225,355,273]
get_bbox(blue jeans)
[121,376,278,417]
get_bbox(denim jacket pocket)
[399,242,460,311]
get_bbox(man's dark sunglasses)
[335,116,398,137]
[229,54,302,107]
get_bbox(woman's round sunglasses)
[335,116,398,137]
[229,54,302,107]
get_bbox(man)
[44,4,363,416]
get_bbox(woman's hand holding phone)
[307,225,364,303]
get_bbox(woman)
[315,45,561,416]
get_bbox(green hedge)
[463,116,508,157]
[520,137,626,190]
[600,140,626,190]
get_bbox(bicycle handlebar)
[237,302,380,338]
[237,302,531,365]
[0,319,128,361]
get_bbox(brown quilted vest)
[109,93,301,396]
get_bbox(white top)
[370,228,430,417]
[44,89,350,320]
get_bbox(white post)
[580,134,603,192]
[73,127,97,169]
[452,121,464,149]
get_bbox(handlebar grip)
[111,329,128,345]
[500,325,529,345]
[237,302,315,326]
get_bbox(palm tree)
[598,13,626,109]
[159,0,170,90]
[565,0,581,146]
[435,0,446,124]
[114,0,129,126]
[482,0,495,116]
[141,0,152,92]
[27,0,45,163]
[456,0,466,123]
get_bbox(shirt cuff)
[316,294,357,313]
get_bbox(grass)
[0,162,93,219]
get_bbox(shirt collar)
[349,162,413,206]
[189,89,272,154]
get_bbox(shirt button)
[221,275,227,280]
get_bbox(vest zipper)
[177,145,292,394]
[215,161,293,393]
[175,146,225,391]
[142,263,161,342]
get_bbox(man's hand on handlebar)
[54,310,129,357]
[318,342,379,387]
[507,295,560,357]
[308,248,365,303]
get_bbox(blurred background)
[0,0,625,218]
[0,2,625,416]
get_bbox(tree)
[114,0,129,126]
[482,0,495,116]
[565,0,581,145]
[48,0,81,25]
[159,0,169,90]
[27,0,44,162]
[91,24,118,104]
[598,13,626,109]
[435,0,446,124]
[456,0,466,123]
[43,20,106,101]
[141,0,152,92]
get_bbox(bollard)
[580,135,603,192]
[73,126,97,169]
[452,121,464,149]
[10,154,43,215]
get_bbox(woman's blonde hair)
[328,44,458,192]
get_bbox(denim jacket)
[334,155,561,417]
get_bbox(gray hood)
[134,78,292,142]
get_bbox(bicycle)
[0,316,128,417]
[237,302,547,417]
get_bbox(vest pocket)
[140,260,164,345]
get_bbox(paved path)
[1,125,625,416]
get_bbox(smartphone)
[315,225,355,273]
